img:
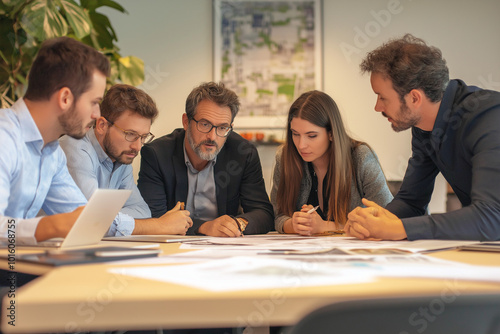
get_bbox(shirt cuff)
[16,217,42,245]
[107,212,135,237]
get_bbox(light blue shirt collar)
[182,141,218,221]
[13,98,59,155]
[88,129,123,172]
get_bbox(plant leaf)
[80,0,126,13]
[0,17,18,60]
[59,0,92,39]
[2,0,25,7]
[3,0,27,18]
[0,1,9,15]
[87,11,116,49]
[20,0,68,41]
[118,56,144,86]
[0,63,9,84]
[107,60,119,84]
[15,72,27,85]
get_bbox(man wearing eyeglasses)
[138,82,274,237]
[60,84,193,236]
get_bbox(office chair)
[288,294,500,334]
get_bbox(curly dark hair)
[360,34,449,103]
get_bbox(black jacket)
[387,80,500,240]
[138,128,274,234]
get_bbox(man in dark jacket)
[347,34,500,241]
[138,82,274,236]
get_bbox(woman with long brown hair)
[271,90,393,235]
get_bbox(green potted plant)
[0,0,144,108]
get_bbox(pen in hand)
[307,205,320,214]
[231,216,245,237]
[237,223,244,237]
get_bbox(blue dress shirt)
[0,99,87,245]
[60,130,151,236]
[183,144,218,222]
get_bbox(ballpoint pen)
[230,215,245,237]
[307,205,320,214]
[237,222,244,237]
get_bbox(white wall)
[102,0,500,214]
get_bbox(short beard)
[103,131,137,164]
[186,126,221,161]
[58,103,94,139]
[387,100,420,132]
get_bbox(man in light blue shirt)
[0,37,110,245]
[60,84,192,235]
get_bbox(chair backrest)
[288,294,500,334]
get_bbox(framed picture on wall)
[213,0,323,141]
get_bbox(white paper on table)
[350,260,500,283]
[109,256,375,292]
[335,239,480,253]
[180,235,479,254]
[109,252,500,293]
[180,235,319,250]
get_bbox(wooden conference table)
[2,240,500,333]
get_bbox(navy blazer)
[137,128,274,235]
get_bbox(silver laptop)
[34,189,132,248]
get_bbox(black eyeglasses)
[105,119,155,144]
[191,118,232,137]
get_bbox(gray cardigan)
[270,144,393,233]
